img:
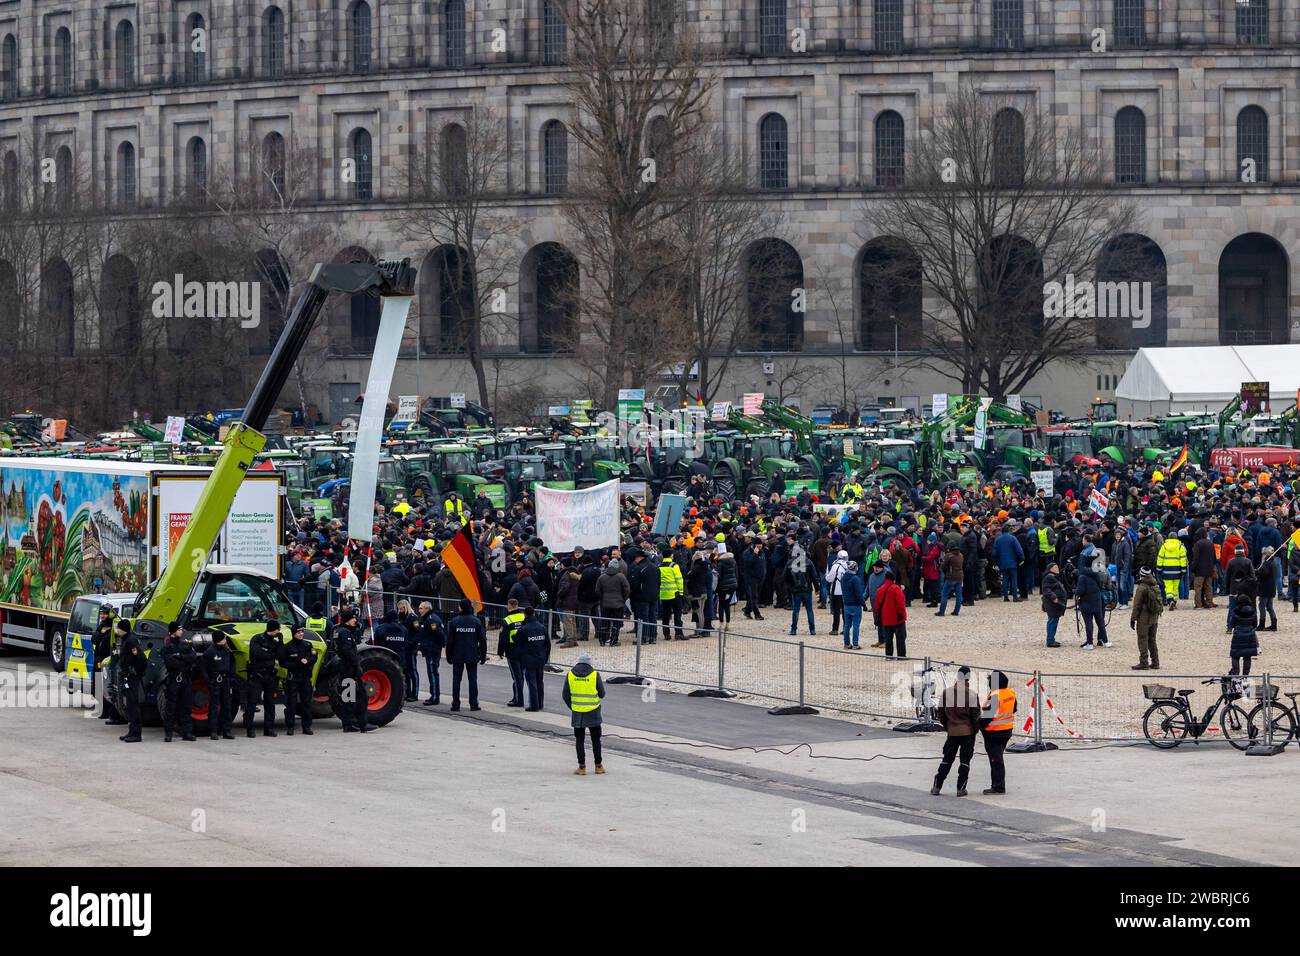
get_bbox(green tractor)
[560,434,631,486]
[975,424,1052,482]
[852,437,919,489]
[1090,420,1179,467]
[500,454,550,502]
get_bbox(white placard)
[536,479,621,552]
[1031,470,1054,497]
[393,395,419,422]
[973,409,987,449]
[711,401,732,422]
[1089,488,1109,518]
[450,392,466,409]
[155,473,282,578]
[1007,394,1022,412]
[348,295,413,543]
[164,416,185,445]
[931,393,948,418]
[742,392,764,415]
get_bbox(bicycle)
[1246,683,1299,743]
[1141,678,1253,750]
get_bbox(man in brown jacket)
[1129,567,1163,670]
[931,666,982,796]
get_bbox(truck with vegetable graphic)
[0,458,283,671]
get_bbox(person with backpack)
[786,545,815,636]
[1129,568,1163,670]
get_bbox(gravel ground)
[525,592,1300,741]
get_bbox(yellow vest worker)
[445,496,467,525]
[1037,526,1055,554]
[980,674,1016,795]
[392,501,412,517]
[842,482,863,503]
[1156,537,1187,605]
[567,669,601,713]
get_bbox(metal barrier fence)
[313,584,1300,744]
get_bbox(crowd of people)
[282,455,1300,687]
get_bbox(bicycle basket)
[1142,683,1175,700]
[1220,676,1245,701]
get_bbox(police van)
[63,593,142,697]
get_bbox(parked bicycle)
[1141,678,1252,750]
[1246,683,1299,743]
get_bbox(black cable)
[430,707,1142,760]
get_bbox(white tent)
[1115,345,1300,414]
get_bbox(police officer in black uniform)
[161,621,198,742]
[446,599,487,712]
[201,631,237,740]
[92,607,125,725]
[281,627,318,736]
[244,618,282,738]
[117,620,146,743]
[334,608,373,732]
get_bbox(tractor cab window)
[438,452,476,474]
[878,444,914,472]
[194,574,298,627]
[749,437,780,462]
[1129,424,1159,448]
[377,460,402,484]
[1058,434,1092,459]
[513,459,546,481]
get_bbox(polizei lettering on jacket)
[49,885,152,936]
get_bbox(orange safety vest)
[983,688,1016,733]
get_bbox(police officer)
[334,608,373,732]
[446,599,486,712]
[161,621,198,742]
[372,609,410,699]
[414,601,445,706]
[306,603,328,634]
[117,620,146,743]
[281,627,318,736]
[92,607,125,725]
[497,598,526,707]
[980,671,1017,795]
[201,631,237,740]
[515,605,551,712]
[245,618,282,738]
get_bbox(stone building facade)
[1,0,1297,421]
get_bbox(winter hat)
[576,652,594,665]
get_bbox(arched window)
[420,246,476,352]
[54,145,72,209]
[759,0,786,54]
[117,141,137,206]
[645,115,672,179]
[980,235,1043,341]
[1219,233,1288,344]
[350,1,372,73]
[2,150,17,210]
[874,110,904,188]
[53,27,72,94]
[542,0,566,65]
[858,237,922,351]
[263,131,286,197]
[1096,234,1167,349]
[991,0,1023,50]
[41,258,75,357]
[264,6,285,78]
[992,108,1025,188]
[116,20,135,86]
[185,14,207,81]
[187,136,207,199]
[647,0,677,40]
[100,255,141,354]
[1114,106,1146,185]
[758,113,788,190]
[745,239,804,351]
[542,120,568,195]
[1113,0,1145,47]
[350,127,373,200]
[440,123,468,195]
[444,0,466,67]
[1237,106,1269,182]
[874,0,903,52]
[1237,0,1268,45]
[1,34,16,100]
[520,243,579,353]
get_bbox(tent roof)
[1115,345,1300,405]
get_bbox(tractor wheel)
[190,676,211,736]
[712,474,736,501]
[411,478,434,502]
[330,648,405,726]
[745,478,768,500]
[661,477,688,496]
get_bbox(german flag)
[1169,444,1189,474]
[440,524,483,608]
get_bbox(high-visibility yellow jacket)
[567,669,601,713]
[659,559,684,600]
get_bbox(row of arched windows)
[6,230,1291,362]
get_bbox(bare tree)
[208,133,340,420]
[860,88,1141,400]
[395,105,518,410]
[555,0,713,407]
[665,135,787,405]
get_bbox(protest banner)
[536,479,621,552]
